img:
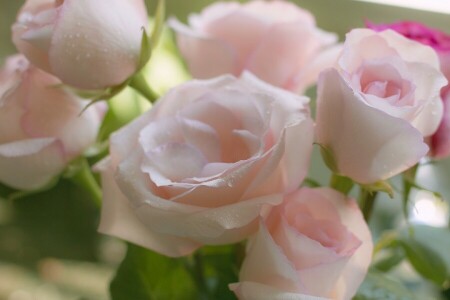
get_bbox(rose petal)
[311,188,373,300]
[20,68,101,154]
[293,43,343,94]
[98,163,200,257]
[201,9,268,70]
[169,18,237,79]
[0,138,65,190]
[247,22,337,90]
[239,222,301,292]
[380,29,441,70]
[230,282,328,300]
[141,142,207,185]
[407,62,446,136]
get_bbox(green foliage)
[138,0,166,71]
[110,244,240,300]
[316,143,338,173]
[97,87,150,142]
[150,0,166,61]
[372,248,405,273]
[0,179,100,267]
[329,173,354,195]
[398,225,450,286]
[201,245,239,300]
[110,244,198,300]
[354,271,417,300]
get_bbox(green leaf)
[372,248,405,272]
[0,179,100,266]
[137,28,152,71]
[302,178,322,188]
[399,225,450,285]
[329,173,354,195]
[110,244,198,300]
[136,0,166,71]
[354,271,418,300]
[315,143,338,173]
[150,0,166,49]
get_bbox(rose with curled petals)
[316,29,447,184]
[230,187,372,300]
[0,55,104,190]
[97,73,314,257]
[170,0,338,93]
[12,0,148,90]
[367,21,450,159]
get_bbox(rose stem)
[70,158,102,208]
[129,72,158,103]
[402,163,419,219]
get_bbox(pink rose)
[98,73,314,257]
[230,187,373,300]
[368,21,450,158]
[170,0,338,93]
[316,29,447,184]
[0,55,104,190]
[12,0,148,90]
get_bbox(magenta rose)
[368,21,450,158]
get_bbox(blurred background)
[0,0,449,299]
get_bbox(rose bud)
[12,0,148,90]
[0,55,104,190]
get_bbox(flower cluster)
[1,1,449,300]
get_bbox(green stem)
[359,188,378,222]
[70,159,102,208]
[402,164,419,218]
[329,173,354,195]
[129,72,158,103]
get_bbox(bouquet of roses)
[1,0,450,299]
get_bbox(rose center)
[356,61,415,106]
